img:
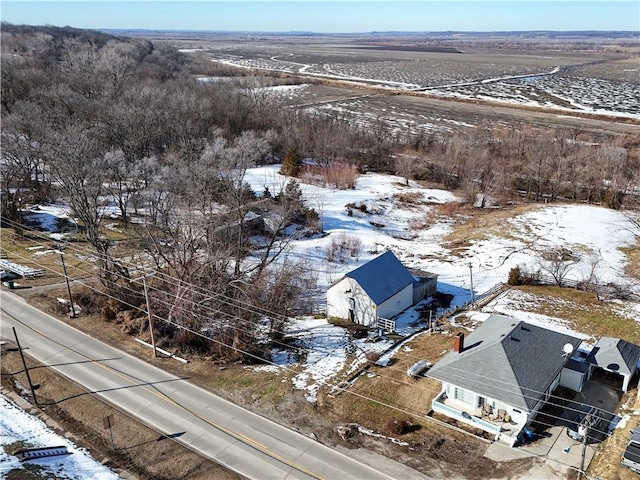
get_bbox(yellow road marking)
[1,307,326,480]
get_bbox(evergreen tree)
[280,149,302,177]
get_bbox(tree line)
[1,23,637,360]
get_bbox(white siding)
[442,382,529,425]
[326,278,377,326]
[327,278,414,327]
[377,284,413,321]
[559,366,586,392]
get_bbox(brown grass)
[1,351,239,480]
[441,204,538,253]
[326,326,464,440]
[621,243,640,281]
[588,388,640,480]
[512,286,640,344]
[0,227,95,286]
[393,192,423,205]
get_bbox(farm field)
[176,37,640,133]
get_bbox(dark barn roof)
[346,250,414,305]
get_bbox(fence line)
[466,282,510,310]
[523,273,639,301]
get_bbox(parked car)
[566,405,605,442]
[622,427,640,473]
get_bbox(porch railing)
[432,395,501,436]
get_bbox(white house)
[427,314,582,446]
[326,251,418,327]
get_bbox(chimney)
[454,332,464,353]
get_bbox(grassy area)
[589,388,640,480]
[327,328,462,439]
[202,367,292,405]
[514,285,640,343]
[0,227,82,285]
[441,204,537,255]
[621,244,640,281]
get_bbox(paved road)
[0,291,394,480]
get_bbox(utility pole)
[468,262,475,304]
[131,273,157,358]
[578,426,588,480]
[13,327,38,405]
[60,252,75,318]
[142,276,156,358]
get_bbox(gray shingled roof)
[346,250,414,305]
[590,337,640,375]
[427,314,582,412]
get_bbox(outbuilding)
[326,251,417,327]
[588,337,640,392]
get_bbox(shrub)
[437,201,462,217]
[280,149,302,177]
[73,286,107,314]
[365,350,380,363]
[382,417,413,436]
[507,267,522,286]
[300,162,359,190]
[326,233,362,263]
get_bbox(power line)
[1,217,621,449]
[4,237,618,447]
[3,216,624,430]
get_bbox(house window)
[454,387,474,406]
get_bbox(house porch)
[432,392,523,446]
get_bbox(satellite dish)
[563,343,574,356]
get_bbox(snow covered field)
[10,166,640,407]
[0,394,118,479]
[243,165,640,402]
[208,53,639,119]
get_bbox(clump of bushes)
[382,417,413,436]
[300,162,358,189]
[507,267,522,286]
[327,233,362,263]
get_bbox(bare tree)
[394,152,417,186]
[537,247,580,286]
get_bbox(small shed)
[588,337,640,392]
[559,358,591,392]
[407,267,438,304]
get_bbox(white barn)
[326,251,416,327]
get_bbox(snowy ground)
[242,165,640,402]
[13,165,640,406]
[0,394,118,479]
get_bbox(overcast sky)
[2,1,638,32]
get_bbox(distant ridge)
[100,28,639,39]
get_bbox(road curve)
[0,291,395,480]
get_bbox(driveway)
[484,379,622,478]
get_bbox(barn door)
[348,297,356,323]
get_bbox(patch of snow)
[0,394,118,479]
